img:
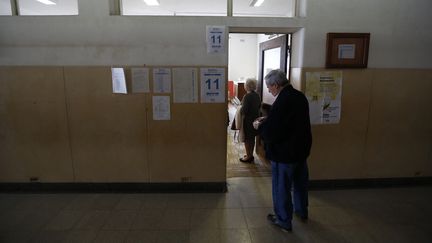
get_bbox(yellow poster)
[306,71,342,124]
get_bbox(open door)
[258,35,289,105]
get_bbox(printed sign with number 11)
[206,26,225,54]
[200,68,225,103]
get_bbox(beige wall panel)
[0,67,73,182]
[363,69,432,177]
[3,66,428,183]
[64,67,149,182]
[305,68,373,179]
[147,102,227,182]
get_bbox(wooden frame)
[326,33,370,68]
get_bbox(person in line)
[253,69,312,232]
[239,78,261,163]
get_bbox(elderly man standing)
[253,69,312,232]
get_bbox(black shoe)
[239,156,254,163]
[267,214,292,232]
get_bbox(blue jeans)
[271,160,309,228]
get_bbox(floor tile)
[102,210,137,230]
[63,230,98,243]
[0,210,28,231]
[189,229,220,243]
[64,194,98,211]
[18,210,58,231]
[29,230,68,243]
[44,210,85,231]
[155,230,189,243]
[220,229,252,243]
[90,194,121,210]
[190,209,220,229]
[131,208,164,230]
[93,230,128,243]
[115,194,143,210]
[74,210,110,230]
[140,194,168,209]
[219,208,247,229]
[126,230,158,243]
[0,230,35,243]
[158,209,192,230]
[243,207,273,228]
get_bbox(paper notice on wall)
[305,71,342,124]
[111,67,127,94]
[200,67,226,103]
[152,96,170,120]
[153,68,171,93]
[131,67,150,93]
[172,68,198,103]
[338,44,356,59]
[206,26,225,54]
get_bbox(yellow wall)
[0,66,227,183]
[293,68,432,179]
[1,66,431,182]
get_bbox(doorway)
[227,32,291,178]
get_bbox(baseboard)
[0,182,228,193]
[309,176,432,190]
[1,177,431,193]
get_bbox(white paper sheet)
[131,67,150,93]
[111,67,127,94]
[172,68,198,103]
[206,26,225,54]
[153,68,171,93]
[200,68,225,103]
[338,44,356,59]
[152,96,170,120]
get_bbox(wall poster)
[305,71,342,124]
[153,68,171,93]
[152,96,170,120]
[111,67,127,94]
[172,68,198,103]
[131,67,150,93]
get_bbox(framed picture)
[325,33,370,68]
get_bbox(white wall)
[228,34,257,82]
[1,0,432,68]
[303,0,432,68]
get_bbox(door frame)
[258,34,290,102]
[227,28,296,178]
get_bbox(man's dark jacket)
[258,85,312,163]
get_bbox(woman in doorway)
[239,78,261,163]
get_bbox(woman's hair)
[264,69,289,87]
[245,78,257,92]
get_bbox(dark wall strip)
[1,177,431,193]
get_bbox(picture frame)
[325,33,370,68]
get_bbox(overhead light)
[143,0,160,6]
[250,0,265,7]
[37,0,57,5]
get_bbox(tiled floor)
[1,177,432,243]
